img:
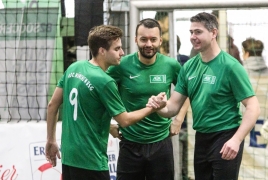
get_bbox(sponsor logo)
[33,163,62,180]
[150,75,166,83]
[30,141,62,180]
[188,76,196,80]
[202,74,216,84]
[129,75,140,79]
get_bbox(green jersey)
[107,52,181,143]
[175,51,255,133]
[57,60,126,171]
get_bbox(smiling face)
[135,25,162,59]
[189,22,217,53]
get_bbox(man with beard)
[107,18,187,180]
[148,12,260,180]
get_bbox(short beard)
[138,47,158,59]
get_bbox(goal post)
[129,0,268,56]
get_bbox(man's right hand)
[45,141,61,167]
[110,124,122,140]
[146,92,167,110]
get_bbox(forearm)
[158,100,183,118]
[46,105,59,142]
[127,107,156,125]
[157,91,187,118]
[173,98,190,123]
[114,107,155,128]
[46,87,63,142]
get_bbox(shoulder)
[64,60,88,75]
[157,53,180,66]
[95,70,116,85]
[121,52,137,62]
[113,52,138,69]
[220,51,238,63]
[108,53,136,71]
[67,60,87,68]
[214,51,242,71]
[182,54,200,68]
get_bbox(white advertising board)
[0,121,119,180]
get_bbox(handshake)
[146,92,167,111]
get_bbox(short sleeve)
[229,63,255,102]
[174,67,188,96]
[57,74,65,88]
[106,65,121,83]
[99,80,126,117]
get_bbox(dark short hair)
[135,18,162,37]
[87,25,123,57]
[190,12,218,31]
[242,38,264,56]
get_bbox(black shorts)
[194,128,244,180]
[117,137,174,180]
[62,164,110,180]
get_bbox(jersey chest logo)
[202,74,216,84]
[150,75,166,83]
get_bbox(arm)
[113,107,155,128]
[157,91,187,118]
[220,96,260,160]
[45,87,63,166]
[113,93,166,128]
[110,101,167,139]
[110,107,156,139]
[170,98,190,136]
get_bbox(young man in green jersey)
[45,25,165,180]
[148,12,260,180]
[107,18,188,180]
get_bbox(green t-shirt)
[107,52,181,143]
[57,60,126,171]
[175,51,255,133]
